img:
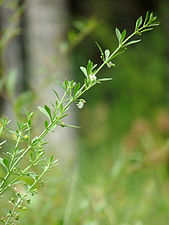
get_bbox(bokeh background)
[0,0,169,224]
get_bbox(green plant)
[0,12,159,224]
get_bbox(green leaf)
[52,89,60,100]
[104,49,110,60]
[87,60,93,75]
[44,105,52,120]
[144,11,149,25]
[44,120,48,129]
[64,79,68,90]
[97,78,112,82]
[135,16,143,31]
[84,79,88,89]
[80,66,88,78]
[60,113,69,119]
[141,28,154,33]
[50,155,54,163]
[148,23,159,27]
[0,158,9,171]
[149,12,153,22]
[38,106,50,120]
[59,123,80,128]
[124,39,141,47]
[73,83,81,98]
[30,152,34,162]
[115,28,121,44]
[95,41,104,59]
[121,29,126,42]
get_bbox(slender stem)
[5,163,50,225]
[0,153,43,195]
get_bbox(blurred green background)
[0,0,169,224]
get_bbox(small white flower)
[89,74,97,81]
[107,61,115,68]
[77,99,86,109]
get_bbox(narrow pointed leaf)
[97,78,112,82]
[73,83,81,98]
[52,89,60,100]
[0,158,9,171]
[44,105,52,120]
[121,29,126,42]
[64,79,68,90]
[115,28,121,44]
[144,11,149,25]
[135,16,143,30]
[44,120,48,129]
[87,60,93,75]
[38,106,50,120]
[148,23,159,27]
[59,123,80,128]
[124,39,141,47]
[95,41,104,59]
[80,66,88,78]
[141,28,154,33]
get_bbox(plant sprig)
[0,11,159,224]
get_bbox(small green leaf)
[38,106,50,120]
[104,49,110,60]
[52,89,60,100]
[80,66,88,78]
[50,155,54,163]
[144,11,149,25]
[149,12,153,22]
[141,28,154,33]
[115,28,121,44]
[95,41,104,59]
[44,120,48,129]
[97,78,112,82]
[121,29,126,42]
[32,136,39,144]
[55,99,58,108]
[60,113,69,119]
[64,79,68,90]
[124,39,141,47]
[87,60,93,75]
[59,123,80,128]
[3,158,9,168]
[135,16,143,31]
[0,158,9,171]
[73,83,81,98]
[148,23,159,27]
[44,105,52,120]
[84,79,88,88]
[30,152,34,162]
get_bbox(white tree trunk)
[26,0,76,163]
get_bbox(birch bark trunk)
[26,0,76,163]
